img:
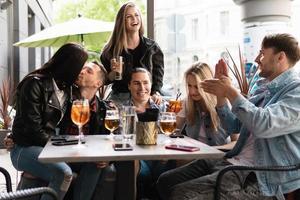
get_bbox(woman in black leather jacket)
[100,2,164,105]
[10,43,88,200]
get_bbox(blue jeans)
[69,162,109,200]
[10,145,73,200]
[157,159,275,200]
[16,161,116,200]
[138,160,176,199]
[92,164,116,200]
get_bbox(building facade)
[154,0,243,95]
[153,0,300,96]
[0,0,53,86]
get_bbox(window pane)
[154,0,243,96]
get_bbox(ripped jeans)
[10,145,73,200]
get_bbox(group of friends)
[3,1,300,200]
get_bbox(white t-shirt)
[52,79,66,107]
[227,133,255,166]
[227,95,266,166]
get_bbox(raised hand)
[214,59,228,79]
[200,76,239,104]
[200,76,231,97]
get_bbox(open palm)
[214,59,229,79]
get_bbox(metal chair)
[0,167,58,200]
[214,163,300,200]
[0,167,12,193]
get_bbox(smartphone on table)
[113,143,133,151]
[51,135,85,146]
[50,135,69,141]
[52,140,83,146]
[165,144,200,152]
[169,133,184,138]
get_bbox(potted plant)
[0,78,13,149]
[223,46,259,98]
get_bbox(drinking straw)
[169,91,182,111]
[176,92,182,101]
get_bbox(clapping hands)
[200,59,238,102]
[214,59,229,79]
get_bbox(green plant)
[224,46,259,97]
[0,78,13,129]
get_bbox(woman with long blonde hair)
[177,62,236,145]
[101,2,164,105]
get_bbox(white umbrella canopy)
[14,17,114,47]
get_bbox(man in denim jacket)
[157,33,300,200]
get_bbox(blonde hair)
[185,62,219,132]
[102,2,144,58]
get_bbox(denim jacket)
[217,68,300,199]
[182,103,231,146]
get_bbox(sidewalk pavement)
[0,149,18,192]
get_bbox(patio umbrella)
[14,17,114,47]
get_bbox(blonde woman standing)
[100,2,164,105]
[177,62,238,146]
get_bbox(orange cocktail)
[71,104,90,126]
[167,99,182,114]
[71,99,90,147]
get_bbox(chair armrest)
[214,163,300,200]
[0,187,58,200]
[0,167,12,192]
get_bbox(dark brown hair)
[262,33,300,66]
[128,67,152,83]
[92,60,108,84]
[25,43,88,86]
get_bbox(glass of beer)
[159,112,176,136]
[111,56,123,80]
[167,99,182,114]
[104,109,120,139]
[71,99,90,147]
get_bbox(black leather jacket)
[101,36,164,94]
[12,76,69,147]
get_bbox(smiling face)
[75,62,102,89]
[255,47,282,81]
[125,6,141,33]
[128,71,151,103]
[255,33,300,81]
